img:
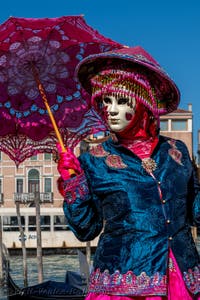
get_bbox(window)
[28,216,36,231]
[3,216,25,231]
[16,178,23,193]
[40,216,50,231]
[30,155,37,160]
[44,178,52,193]
[171,119,187,131]
[28,215,50,231]
[44,153,51,160]
[28,169,39,193]
[160,120,168,131]
[53,215,70,231]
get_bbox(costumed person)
[57,46,200,299]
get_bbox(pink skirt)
[85,250,199,300]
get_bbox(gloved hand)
[57,143,82,180]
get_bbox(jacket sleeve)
[188,168,200,227]
[62,169,103,242]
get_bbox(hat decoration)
[76,46,180,116]
[90,67,160,118]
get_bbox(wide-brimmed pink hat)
[76,46,180,116]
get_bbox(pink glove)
[57,143,82,180]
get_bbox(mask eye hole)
[103,97,112,105]
[117,98,129,105]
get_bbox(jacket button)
[162,199,166,204]
[166,219,171,224]
[168,236,173,240]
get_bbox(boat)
[4,249,89,300]
[0,207,98,251]
[7,270,87,300]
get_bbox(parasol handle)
[31,65,76,176]
[40,89,65,151]
[38,83,76,176]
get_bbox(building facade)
[0,151,99,250]
[0,152,61,208]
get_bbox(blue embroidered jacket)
[63,136,200,297]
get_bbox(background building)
[160,103,193,158]
[0,152,61,208]
[0,151,99,250]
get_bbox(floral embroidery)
[64,172,89,204]
[168,257,176,272]
[106,154,127,169]
[65,190,76,204]
[168,139,183,165]
[90,144,127,169]
[90,144,110,157]
[168,148,183,165]
[183,264,200,295]
[89,268,167,296]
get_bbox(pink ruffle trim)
[85,249,199,300]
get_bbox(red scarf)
[115,103,159,159]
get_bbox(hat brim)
[76,48,180,115]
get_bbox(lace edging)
[183,264,200,294]
[88,268,167,296]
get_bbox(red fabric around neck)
[116,103,159,159]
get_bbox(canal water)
[0,254,82,299]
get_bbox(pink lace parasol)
[0,15,122,165]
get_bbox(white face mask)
[102,95,136,132]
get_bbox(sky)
[0,0,200,155]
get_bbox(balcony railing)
[14,192,53,203]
